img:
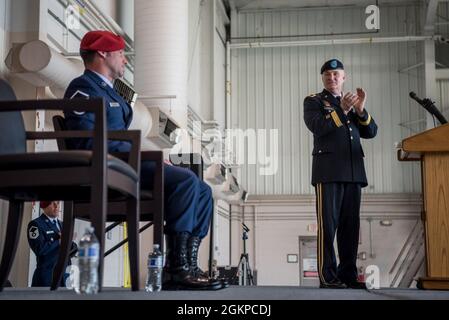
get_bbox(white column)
[134,0,189,128]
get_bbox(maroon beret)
[40,201,52,209]
[80,30,125,52]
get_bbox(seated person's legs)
[191,180,213,239]
[188,181,229,288]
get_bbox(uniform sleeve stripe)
[359,114,371,126]
[70,90,89,99]
[331,111,343,127]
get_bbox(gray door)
[299,236,319,287]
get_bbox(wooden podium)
[398,123,449,290]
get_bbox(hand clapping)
[340,88,366,116]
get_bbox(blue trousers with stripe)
[141,161,213,239]
[315,182,361,284]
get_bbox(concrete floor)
[1,286,449,300]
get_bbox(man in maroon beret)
[39,201,53,210]
[27,201,78,287]
[64,30,223,291]
[79,30,127,82]
[80,30,126,52]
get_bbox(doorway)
[298,236,319,287]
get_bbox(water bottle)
[145,244,163,292]
[78,226,99,294]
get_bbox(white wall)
[233,194,423,287]
[436,2,449,37]
[231,3,426,195]
[437,80,449,118]
[214,6,227,129]
[188,0,203,118]
[215,199,231,266]
[93,0,117,21]
[47,0,84,54]
[188,0,228,127]
[9,0,41,40]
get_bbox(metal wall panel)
[0,0,8,77]
[436,2,449,37]
[438,80,449,117]
[231,4,425,195]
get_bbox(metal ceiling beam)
[229,35,439,49]
[234,0,419,13]
[233,0,257,10]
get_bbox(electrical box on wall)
[147,107,181,149]
[223,175,240,195]
[205,163,227,185]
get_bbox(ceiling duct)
[5,40,83,97]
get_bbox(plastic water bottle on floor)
[78,226,99,294]
[145,244,163,292]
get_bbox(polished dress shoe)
[319,279,347,289]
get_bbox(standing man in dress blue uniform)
[64,30,223,290]
[27,201,78,287]
[303,59,378,289]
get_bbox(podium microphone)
[409,91,424,105]
[409,92,448,125]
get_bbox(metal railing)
[389,219,425,287]
[48,0,135,73]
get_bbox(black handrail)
[104,222,154,257]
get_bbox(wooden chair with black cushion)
[0,79,141,292]
[51,115,164,290]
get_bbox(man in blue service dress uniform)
[27,201,78,287]
[303,59,378,289]
[64,30,223,290]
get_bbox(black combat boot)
[162,232,221,290]
[188,236,229,289]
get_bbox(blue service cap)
[320,59,344,74]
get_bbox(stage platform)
[1,286,448,300]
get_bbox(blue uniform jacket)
[63,69,133,152]
[303,89,378,187]
[27,214,78,287]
